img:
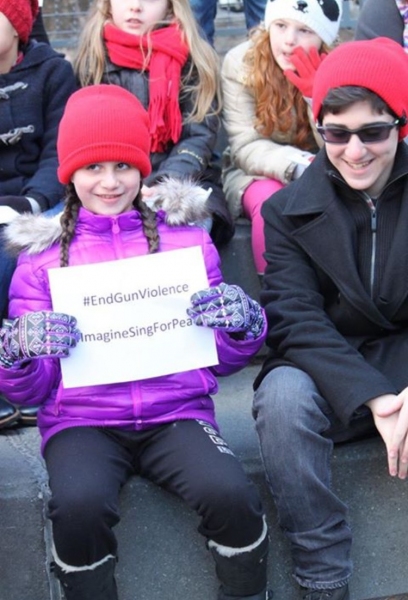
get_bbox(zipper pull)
[112,218,120,234]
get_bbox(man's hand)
[366,390,408,479]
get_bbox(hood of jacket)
[10,40,66,73]
[4,178,211,256]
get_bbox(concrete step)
[1,365,408,600]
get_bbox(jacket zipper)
[111,217,122,257]
[363,193,377,297]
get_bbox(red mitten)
[283,46,327,98]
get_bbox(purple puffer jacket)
[0,182,265,454]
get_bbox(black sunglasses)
[316,119,401,144]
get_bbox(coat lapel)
[283,151,401,329]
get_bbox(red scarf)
[104,23,189,152]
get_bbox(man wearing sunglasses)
[252,37,408,600]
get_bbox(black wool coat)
[255,144,408,425]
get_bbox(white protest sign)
[48,246,218,388]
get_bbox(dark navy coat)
[0,40,77,210]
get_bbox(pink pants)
[242,178,284,274]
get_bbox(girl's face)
[0,12,18,70]
[322,101,399,198]
[269,18,322,71]
[71,161,141,216]
[109,0,170,36]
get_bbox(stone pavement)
[1,364,408,600]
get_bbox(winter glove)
[0,311,80,368]
[0,196,33,214]
[187,283,265,340]
[283,46,327,98]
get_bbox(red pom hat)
[57,85,152,184]
[0,0,39,43]
[312,37,408,140]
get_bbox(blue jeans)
[190,0,267,46]
[253,366,377,590]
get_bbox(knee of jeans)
[253,367,321,433]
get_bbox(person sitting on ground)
[253,37,408,600]
[0,83,271,600]
[221,0,342,275]
[0,0,77,429]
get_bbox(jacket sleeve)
[200,232,266,376]
[260,197,398,424]
[147,65,220,183]
[221,42,314,185]
[0,254,61,405]
[21,56,78,210]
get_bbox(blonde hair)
[74,0,221,121]
[243,27,330,150]
[59,183,159,267]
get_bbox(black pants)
[44,420,264,567]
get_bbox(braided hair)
[59,183,160,267]
[59,183,81,268]
[134,192,160,255]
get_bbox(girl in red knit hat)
[0,84,271,600]
[73,0,234,249]
[221,0,343,275]
[0,0,77,429]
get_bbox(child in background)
[0,0,76,428]
[0,84,270,600]
[74,0,234,248]
[221,0,342,274]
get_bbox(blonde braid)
[133,191,160,254]
[59,184,81,267]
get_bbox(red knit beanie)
[57,85,152,184]
[0,0,39,43]
[312,38,408,140]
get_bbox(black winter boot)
[52,558,118,600]
[210,535,272,599]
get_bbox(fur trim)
[4,212,62,256]
[145,177,211,226]
[3,178,211,256]
[52,541,115,573]
[207,516,268,558]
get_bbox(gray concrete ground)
[1,364,408,600]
